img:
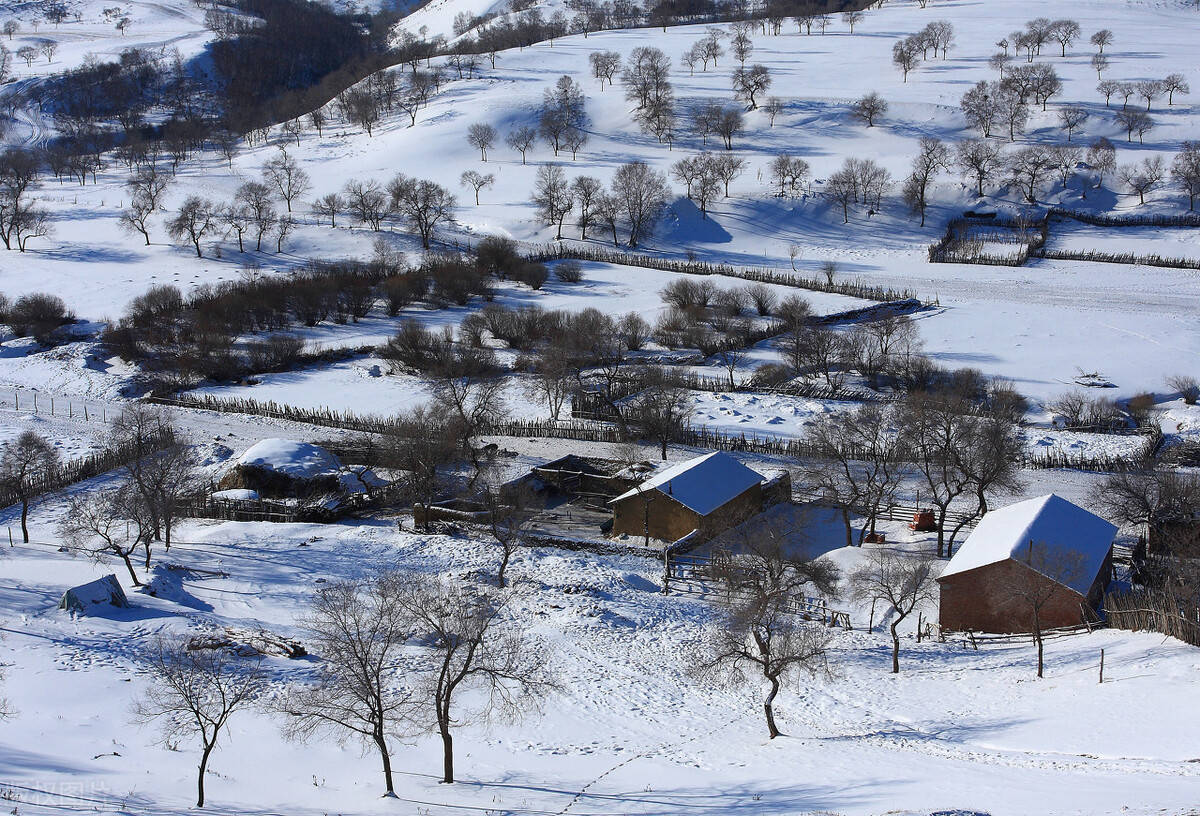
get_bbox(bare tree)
[0,430,58,542]
[310,191,345,227]
[506,125,537,165]
[109,403,194,549]
[731,29,753,67]
[850,549,937,672]
[120,193,156,245]
[389,175,456,249]
[59,485,150,585]
[902,136,948,227]
[804,404,909,548]
[1173,141,1200,210]
[432,364,507,473]
[1086,137,1117,191]
[481,483,542,587]
[732,64,771,110]
[1136,79,1164,111]
[1090,53,1109,80]
[955,138,1005,197]
[1162,73,1190,106]
[532,163,573,239]
[630,374,692,460]
[460,170,495,205]
[708,105,744,151]
[892,38,920,82]
[262,148,310,213]
[768,154,809,198]
[851,91,887,127]
[396,575,552,783]
[960,81,998,138]
[825,165,857,223]
[467,122,497,162]
[1119,155,1165,204]
[167,196,216,257]
[1089,467,1200,556]
[611,160,669,247]
[343,179,389,231]
[1008,145,1054,202]
[1049,19,1080,56]
[694,529,838,738]
[842,10,863,33]
[761,96,783,126]
[570,175,603,239]
[1089,29,1112,53]
[1056,106,1089,142]
[133,640,262,808]
[281,575,417,796]
[588,50,621,89]
[235,180,277,251]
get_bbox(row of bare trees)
[133,569,551,807]
[803,381,1025,558]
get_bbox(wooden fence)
[497,241,921,304]
[1104,589,1200,648]
[150,392,1154,475]
[0,389,110,423]
[0,428,176,510]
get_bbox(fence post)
[1099,648,1104,684]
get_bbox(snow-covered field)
[3,492,1200,816]
[2,0,1199,403]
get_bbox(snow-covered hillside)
[3,482,1200,816]
[4,0,1200,402]
[2,1,1200,813]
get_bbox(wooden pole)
[1099,648,1105,683]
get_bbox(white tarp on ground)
[609,451,763,515]
[58,574,129,614]
[940,494,1118,594]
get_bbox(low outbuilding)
[608,451,765,544]
[59,574,130,615]
[937,494,1117,634]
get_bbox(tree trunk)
[497,546,510,588]
[121,554,141,586]
[20,498,29,542]
[197,741,214,807]
[763,676,781,738]
[440,724,454,783]
[840,507,853,549]
[890,619,901,673]
[374,732,395,794]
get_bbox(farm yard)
[1,0,1200,813]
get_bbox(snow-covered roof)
[59,574,129,614]
[235,439,342,479]
[609,451,763,516]
[939,494,1117,595]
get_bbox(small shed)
[59,574,130,615]
[938,494,1117,634]
[608,451,765,544]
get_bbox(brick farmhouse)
[608,451,765,544]
[938,494,1117,634]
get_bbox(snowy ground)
[4,0,1200,404]
[4,0,1200,813]
[2,494,1200,816]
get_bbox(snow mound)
[234,439,343,480]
